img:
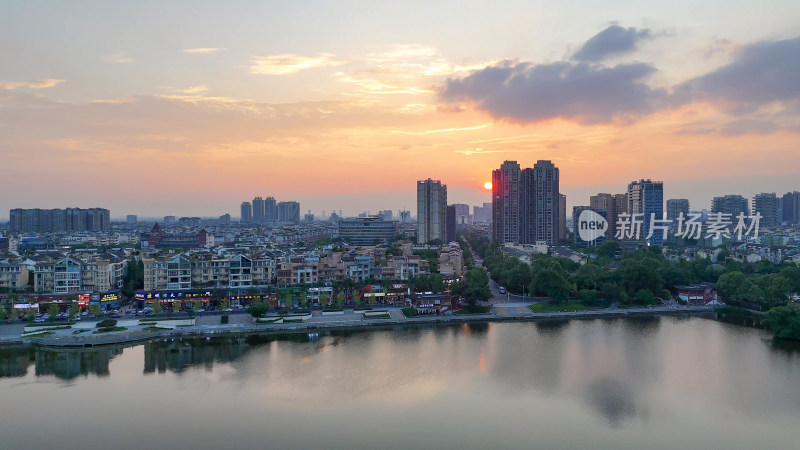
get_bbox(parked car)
[34,317,46,323]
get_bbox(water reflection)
[0,318,799,450]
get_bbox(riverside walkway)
[3,304,716,348]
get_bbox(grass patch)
[256,317,281,324]
[92,326,128,334]
[144,326,172,332]
[26,325,72,331]
[529,301,603,312]
[283,317,304,323]
[72,329,90,335]
[401,307,418,317]
[23,331,55,337]
[137,317,186,322]
[455,305,492,315]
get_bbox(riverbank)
[3,305,717,348]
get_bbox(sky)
[1,0,799,220]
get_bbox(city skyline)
[2,1,799,219]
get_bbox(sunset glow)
[484,182,493,190]
[1,1,799,218]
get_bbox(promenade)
[1,303,716,348]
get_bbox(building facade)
[9,208,111,233]
[417,178,447,244]
[753,193,779,227]
[711,195,749,218]
[338,217,398,246]
[666,199,690,221]
[627,179,664,246]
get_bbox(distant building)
[417,178,447,244]
[148,223,213,249]
[178,217,201,227]
[666,199,690,221]
[338,217,397,246]
[711,195,748,218]
[572,206,608,248]
[782,191,800,225]
[9,208,110,233]
[163,215,177,225]
[753,193,779,227]
[252,197,265,223]
[277,201,300,224]
[627,179,664,246]
[378,210,393,221]
[446,205,457,243]
[126,215,138,224]
[559,193,567,241]
[218,213,231,225]
[399,210,411,223]
[472,202,492,223]
[240,202,252,223]
[590,193,627,240]
[450,204,471,226]
[304,212,315,224]
[264,197,277,223]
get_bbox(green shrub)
[96,319,117,328]
[401,307,418,317]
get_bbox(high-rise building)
[446,205,457,243]
[627,179,664,246]
[492,161,521,243]
[666,199,690,221]
[753,193,779,227]
[472,202,492,223]
[378,210,393,221]
[338,217,398,246]
[277,201,300,224]
[126,215,138,224]
[9,208,110,233]
[559,193,567,242]
[782,191,800,225]
[252,197,265,223]
[219,213,231,225]
[399,210,411,223]
[711,195,749,218]
[590,193,627,239]
[264,197,277,223]
[417,178,447,244]
[530,160,560,245]
[240,202,252,223]
[451,204,471,226]
[163,215,177,225]
[493,160,560,245]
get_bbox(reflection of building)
[34,347,120,380]
[143,337,250,374]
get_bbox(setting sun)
[484,182,492,190]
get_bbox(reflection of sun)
[484,182,492,190]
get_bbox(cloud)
[0,78,65,90]
[249,53,349,75]
[439,60,665,124]
[572,25,652,62]
[673,37,800,113]
[174,85,209,94]
[103,51,134,64]
[183,47,227,54]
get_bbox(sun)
[484,181,492,190]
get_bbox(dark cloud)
[438,60,665,124]
[674,37,800,113]
[572,25,651,62]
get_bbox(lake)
[1,316,799,449]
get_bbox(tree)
[461,267,491,306]
[26,310,36,323]
[765,304,800,341]
[299,292,308,308]
[533,268,571,302]
[194,299,202,311]
[353,292,363,306]
[89,304,101,317]
[335,292,345,308]
[319,292,329,307]
[577,289,597,305]
[173,300,181,313]
[69,300,79,319]
[220,298,229,310]
[246,301,268,318]
[47,303,59,321]
[635,289,656,305]
[153,299,162,315]
[716,271,747,303]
